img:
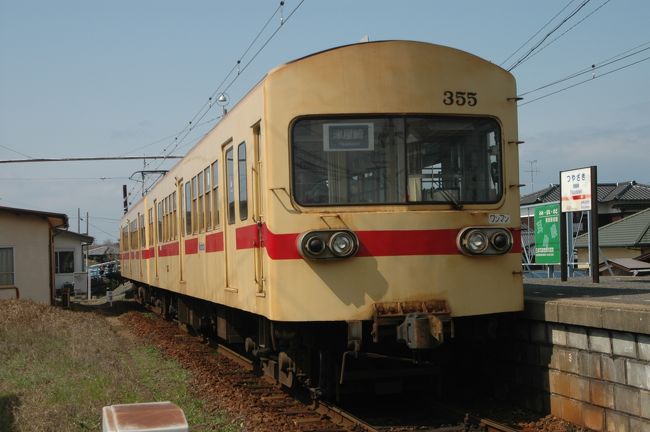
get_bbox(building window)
[0,247,14,285]
[55,251,74,274]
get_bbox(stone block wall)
[510,318,650,431]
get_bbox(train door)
[223,143,238,291]
[154,199,159,280]
[138,212,144,277]
[252,123,265,294]
[177,178,184,283]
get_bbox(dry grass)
[0,299,235,431]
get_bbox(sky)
[1,0,649,242]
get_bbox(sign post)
[560,166,599,282]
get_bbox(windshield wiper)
[437,189,463,210]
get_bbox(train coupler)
[396,313,453,349]
[372,300,453,349]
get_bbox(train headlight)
[305,235,326,256]
[329,231,358,257]
[464,230,489,254]
[457,227,512,256]
[297,230,359,260]
[490,230,512,253]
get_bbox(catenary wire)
[519,43,650,96]
[508,0,593,71]
[516,0,614,68]
[0,143,34,159]
[519,55,650,106]
[142,0,306,195]
[500,0,578,67]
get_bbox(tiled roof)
[521,181,650,206]
[575,207,650,248]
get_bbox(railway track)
[200,323,522,432]
[132,306,522,432]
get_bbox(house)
[0,205,68,304]
[88,243,119,264]
[574,207,650,271]
[520,181,650,264]
[521,181,650,230]
[54,229,94,294]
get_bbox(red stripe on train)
[185,238,198,255]
[121,226,521,260]
[206,232,224,252]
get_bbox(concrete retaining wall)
[507,298,650,431]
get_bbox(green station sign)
[534,203,561,264]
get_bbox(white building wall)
[0,212,52,303]
[54,232,88,293]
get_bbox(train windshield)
[292,116,502,206]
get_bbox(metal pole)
[590,166,600,283]
[567,216,574,277]
[560,212,568,281]
[560,172,568,281]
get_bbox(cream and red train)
[120,40,523,396]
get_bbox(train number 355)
[443,91,477,106]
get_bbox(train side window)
[212,161,219,227]
[197,171,205,232]
[172,191,177,239]
[226,147,235,225]
[238,142,248,221]
[163,197,169,242]
[192,176,198,234]
[121,225,129,251]
[184,181,192,236]
[204,167,211,231]
[157,201,163,243]
[148,208,153,245]
[139,213,145,247]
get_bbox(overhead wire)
[519,55,650,106]
[135,0,304,194]
[500,0,578,67]
[519,42,650,97]
[140,0,306,195]
[0,143,34,159]
[508,0,593,71]
[516,0,614,68]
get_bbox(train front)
[261,41,522,355]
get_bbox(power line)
[516,0,614,68]
[0,155,183,164]
[500,0,578,67]
[155,0,306,165]
[0,177,128,182]
[508,0,593,71]
[0,143,34,159]
[88,221,117,240]
[132,1,304,199]
[519,55,650,106]
[141,0,307,196]
[519,42,650,97]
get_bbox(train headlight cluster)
[298,230,359,260]
[457,227,513,256]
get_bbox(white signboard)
[561,167,592,212]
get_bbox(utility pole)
[525,160,540,194]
